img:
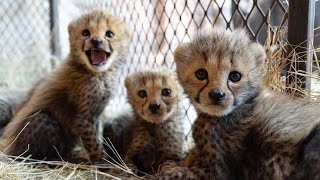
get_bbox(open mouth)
[85,48,111,66]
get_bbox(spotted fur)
[290,124,320,179]
[158,29,320,179]
[0,10,131,162]
[114,69,185,175]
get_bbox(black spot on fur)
[10,111,74,160]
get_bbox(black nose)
[209,88,225,104]
[91,37,103,47]
[149,103,161,113]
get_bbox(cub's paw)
[69,150,90,164]
[159,161,178,172]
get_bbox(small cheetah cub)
[0,10,131,163]
[123,69,184,175]
[158,29,320,179]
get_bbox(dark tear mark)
[141,92,148,116]
[140,76,148,116]
[82,41,85,52]
[108,41,113,53]
[227,80,237,106]
[195,80,209,103]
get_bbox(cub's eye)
[105,30,114,38]
[162,88,171,97]
[138,90,147,98]
[82,29,90,37]
[195,69,208,80]
[229,71,242,82]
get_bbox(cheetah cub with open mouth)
[0,10,131,163]
[120,69,184,175]
[158,29,320,179]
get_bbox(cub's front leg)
[71,116,105,163]
[156,121,184,172]
[124,126,155,173]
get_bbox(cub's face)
[125,70,181,124]
[174,29,266,117]
[68,10,131,72]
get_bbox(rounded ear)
[173,43,191,65]
[124,75,136,92]
[250,42,266,67]
[124,76,131,90]
[68,21,77,36]
[121,22,132,46]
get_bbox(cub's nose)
[209,88,225,104]
[91,37,103,47]
[149,103,161,113]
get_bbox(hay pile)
[0,139,142,179]
[264,26,320,99]
[0,155,117,180]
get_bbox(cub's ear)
[68,20,77,36]
[173,43,191,65]
[124,76,132,90]
[173,42,193,81]
[250,42,266,67]
[120,22,132,46]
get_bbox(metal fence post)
[287,0,315,92]
[49,0,61,59]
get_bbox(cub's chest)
[84,76,111,97]
[192,115,252,162]
[70,76,111,112]
[141,123,165,146]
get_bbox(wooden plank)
[287,0,315,92]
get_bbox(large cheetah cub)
[122,69,184,175]
[0,10,131,162]
[159,29,320,179]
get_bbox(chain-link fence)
[0,0,52,88]
[102,0,291,136]
[0,0,319,138]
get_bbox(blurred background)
[0,0,319,139]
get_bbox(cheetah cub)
[0,10,131,162]
[159,29,320,179]
[122,69,184,175]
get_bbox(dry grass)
[0,155,117,180]
[0,138,145,180]
[263,17,320,99]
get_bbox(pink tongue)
[90,50,107,65]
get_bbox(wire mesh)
[102,0,289,136]
[0,0,52,87]
[0,0,290,138]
